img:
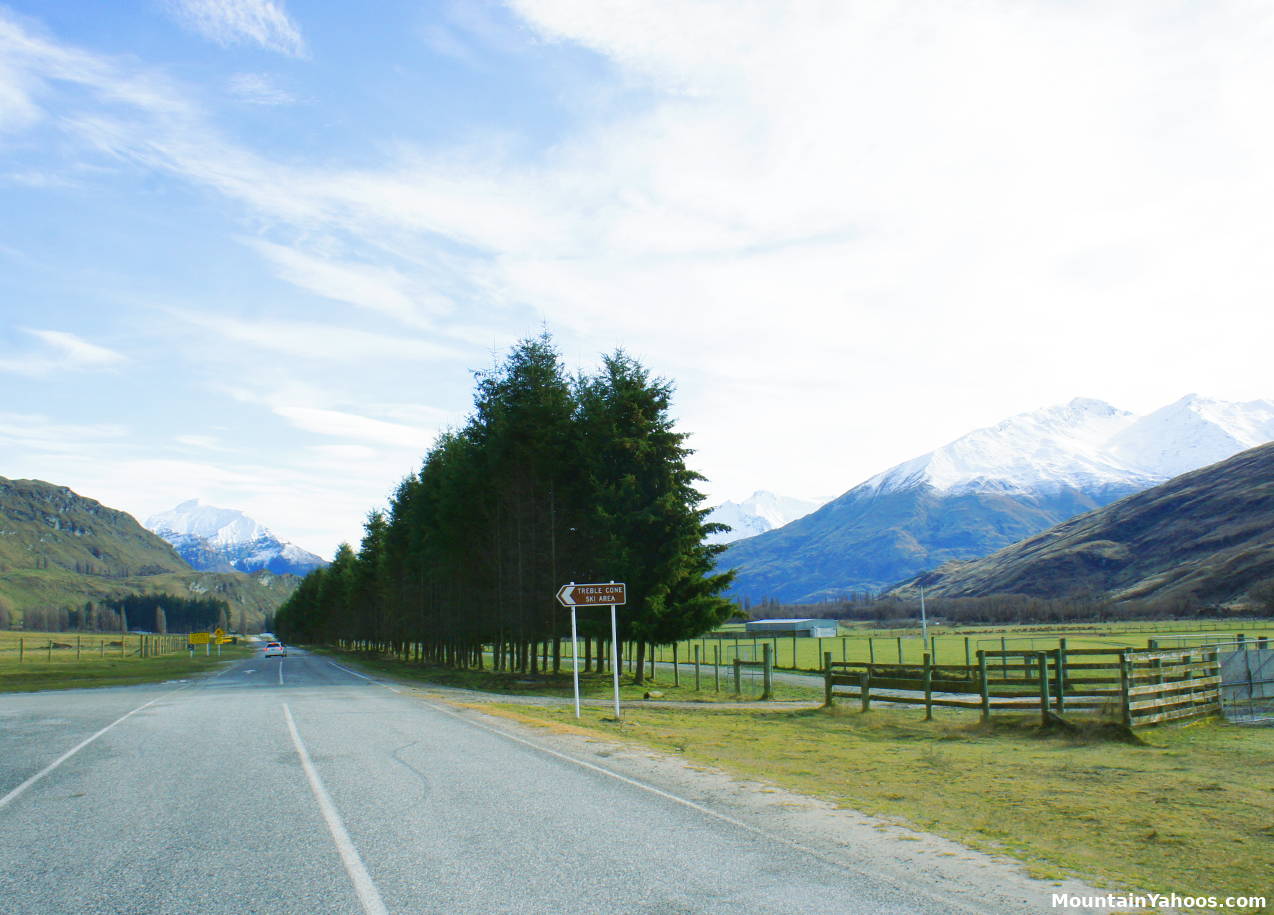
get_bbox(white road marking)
[329,661,400,693]
[283,704,389,915]
[278,660,284,686]
[0,694,168,811]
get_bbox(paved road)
[0,650,1090,914]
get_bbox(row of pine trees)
[274,334,735,683]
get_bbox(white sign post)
[569,603,581,719]
[556,581,627,719]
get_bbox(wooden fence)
[823,647,1220,728]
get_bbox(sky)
[1,1,1272,559]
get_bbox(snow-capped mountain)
[145,500,327,577]
[722,394,1274,604]
[706,491,824,544]
[866,395,1274,498]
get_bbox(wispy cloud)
[247,239,450,326]
[164,0,306,57]
[0,328,126,376]
[0,411,127,453]
[273,406,430,449]
[227,72,295,105]
[171,310,460,362]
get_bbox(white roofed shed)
[744,618,838,638]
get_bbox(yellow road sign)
[213,627,225,639]
[189,632,210,644]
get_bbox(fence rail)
[824,647,1221,728]
[0,634,192,663]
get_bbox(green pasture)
[648,618,1274,673]
[0,630,251,692]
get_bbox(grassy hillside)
[905,442,1274,606]
[0,476,188,577]
[0,477,298,629]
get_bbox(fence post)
[897,636,903,664]
[714,644,720,692]
[77,636,81,661]
[1118,650,1132,727]
[762,643,773,700]
[923,652,933,721]
[841,636,847,663]
[48,640,52,662]
[1037,652,1051,727]
[733,658,741,695]
[978,650,990,720]
[1000,637,1008,678]
[824,650,833,707]
[868,637,875,663]
[694,644,700,691]
[860,668,871,712]
[964,636,971,667]
[1054,645,1066,715]
[792,634,797,669]
[18,638,23,663]
[673,643,679,687]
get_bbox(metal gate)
[1219,647,1274,724]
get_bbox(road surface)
[0,649,1104,914]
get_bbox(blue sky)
[2,1,1272,558]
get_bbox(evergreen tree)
[575,351,734,682]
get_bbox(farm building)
[745,618,838,638]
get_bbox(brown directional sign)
[556,582,626,607]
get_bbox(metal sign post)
[570,603,581,718]
[557,581,627,720]
[610,601,621,719]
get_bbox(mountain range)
[705,491,823,544]
[896,441,1274,607]
[0,477,299,629]
[721,395,1274,603]
[145,500,327,577]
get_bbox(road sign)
[214,628,225,640]
[189,632,210,645]
[556,582,626,607]
[557,582,626,722]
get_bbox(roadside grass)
[320,650,821,703]
[483,700,1274,910]
[0,640,252,692]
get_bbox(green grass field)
[0,630,250,692]
[487,701,1274,911]
[652,618,1274,672]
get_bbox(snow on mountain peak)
[864,395,1274,497]
[1107,395,1274,480]
[706,491,823,544]
[146,500,273,547]
[145,499,328,575]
